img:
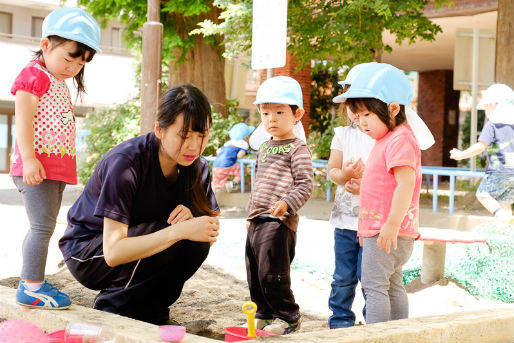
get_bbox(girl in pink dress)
[10,7,101,309]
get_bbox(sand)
[0,174,512,340]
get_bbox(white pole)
[470,27,479,172]
[267,68,274,79]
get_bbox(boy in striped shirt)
[245,76,314,335]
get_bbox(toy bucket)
[47,329,65,343]
[223,327,275,342]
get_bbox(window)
[111,27,125,50]
[31,16,44,40]
[0,12,12,38]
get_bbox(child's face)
[483,103,497,118]
[40,38,89,81]
[353,105,389,140]
[259,103,302,140]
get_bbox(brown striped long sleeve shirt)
[247,137,314,232]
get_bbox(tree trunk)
[495,0,514,88]
[168,6,227,116]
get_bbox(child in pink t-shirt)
[337,62,422,324]
[10,8,100,309]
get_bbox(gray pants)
[361,235,414,324]
[13,176,66,281]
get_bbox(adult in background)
[59,85,220,324]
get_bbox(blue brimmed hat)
[253,76,303,108]
[229,123,255,140]
[332,62,413,105]
[43,7,102,52]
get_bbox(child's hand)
[246,220,251,230]
[269,200,288,217]
[344,178,361,195]
[342,158,365,179]
[377,222,398,254]
[23,157,46,185]
[449,148,464,160]
[168,204,193,225]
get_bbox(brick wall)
[259,51,311,137]
[418,70,460,166]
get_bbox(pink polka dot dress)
[10,60,77,184]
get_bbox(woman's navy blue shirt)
[59,132,218,260]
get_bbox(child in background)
[246,76,313,335]
[327,75,375,329]
[338,62,422,324]
[450,83,514,224]
[10,7,101,309]
[212,122,254,192]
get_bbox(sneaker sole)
[16,301,71,310]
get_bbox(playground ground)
[0,174,513,340]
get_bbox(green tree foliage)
[310,61,344,132]
[78,99,241,183]
[203,99,242,156]
[77,100,141,184]
[196,0,452,67]
[77,0,220,64]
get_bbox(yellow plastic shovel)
[241,301,257,338]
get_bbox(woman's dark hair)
[157,84,218,217]
[346,98,406,131]
[34,35,96,96]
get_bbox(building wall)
[0,3,137,109]
[418,70,460,166]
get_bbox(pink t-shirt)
[358,124,421,239]
[10,60,77,184]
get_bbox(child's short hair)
[346,98,406,130]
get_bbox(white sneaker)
[225,181,234,192]
[243,318,272,330]
[263,318,301,335]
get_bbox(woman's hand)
[270,200,288,217]
[175,216,220,243]
[23,157,46,185]
[168,204,193,225]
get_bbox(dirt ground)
[0,177,504,341]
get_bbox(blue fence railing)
[205,156,485,214]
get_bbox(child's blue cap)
[333,62,413,105]
[43,8,102,52]
[253,76,303,108]
[229,123,255,140]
